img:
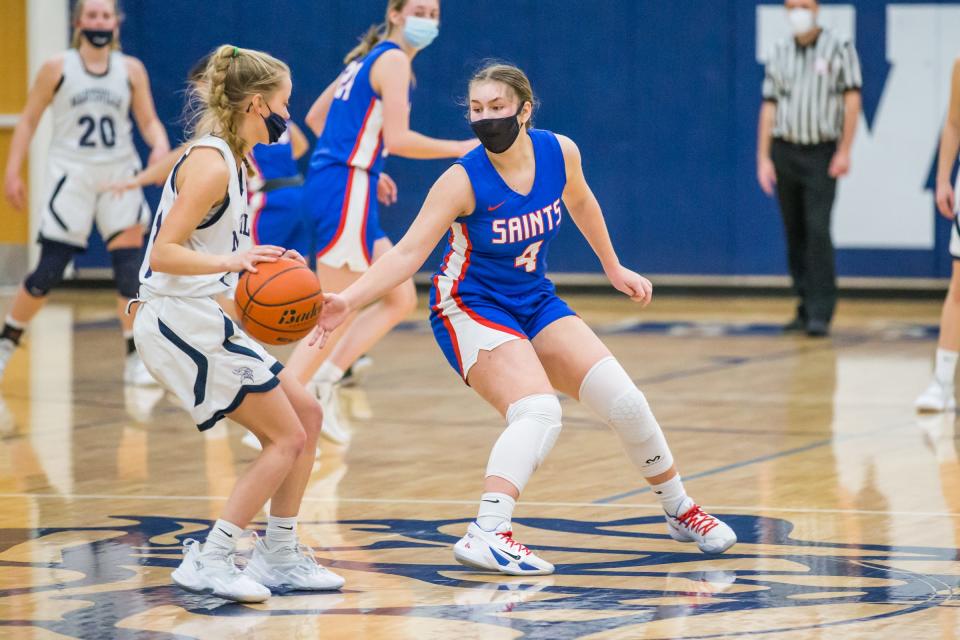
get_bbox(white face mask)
[788,8,816,35]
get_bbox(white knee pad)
[579,357,674,477]
[485,393,563,493]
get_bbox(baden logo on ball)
[234,257,323,345]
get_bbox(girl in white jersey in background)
[1,0,169,386]
[134,45,343,602]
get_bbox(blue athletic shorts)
[251,186,309,255]
[303,164,387,272]
[429,283,577,381]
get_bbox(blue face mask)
[403,16,439,50]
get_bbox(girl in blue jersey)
[285,0,476,444]
[249,122,310,255]
[315,64,737,575]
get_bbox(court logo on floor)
[1,514,956,638]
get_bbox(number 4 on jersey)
[515,240,544,273]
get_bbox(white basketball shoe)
[915,378,957,413]
[124,352,158,387]
[454,521,555,576]
[170,539,271,603]
[243,533,345,591]
[311,379,351,445]
[665,498,737,554]
[0,339,16,383]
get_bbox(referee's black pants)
[771,139,838,327]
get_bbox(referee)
[757,0,862,337]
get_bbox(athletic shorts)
[251,186,309,255]
[38,154,149,249]
[429,282,577,381]
[304,164,387,272]
[133,295,283,431]
[952,215,960,260]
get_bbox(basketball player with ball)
[132,45,343,602]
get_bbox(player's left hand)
[308,292,351,348]
[281,249,306,265]
[608,265,653,307]
[828,149,851,179]
[377,172,398,206]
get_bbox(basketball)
[235,257,322,345]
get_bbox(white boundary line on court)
[1,492,958,519]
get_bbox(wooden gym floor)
[0,289,958,639]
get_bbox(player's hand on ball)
[229,245,284,273]
[281,249,307,265]
[377,172,398,206]
[608,266,653,307]
[309,293,350,347]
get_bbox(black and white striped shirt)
[762,28,862,145]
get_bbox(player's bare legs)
[532,315,736,554]
[917,261,960,412]
[453,338,558,575]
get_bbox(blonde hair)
[186,45,290,170]
[344,0,410,64]
[71,0,122,50]
[470,63,537,129]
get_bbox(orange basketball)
[235,257,322,345]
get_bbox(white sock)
[650,475,688,516]
[476,492,516,531]
[4,315,24,330]
[265,514,297,548]
[935,348,958,385]
[205,518,243,553]
[314,362,344,385]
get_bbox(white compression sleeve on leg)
[578,357,674,477]
[485,393,563,493]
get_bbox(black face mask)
[471,111,522,154]
[248,102,288,144]
[82,29,114,48]
[263,109,288,144]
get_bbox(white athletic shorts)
[133,295,283,431]
[38,154,149,248]
[952,216,960,260]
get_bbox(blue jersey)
[309,41,404,176]
[250,128,298,182]
[434,129,567,299]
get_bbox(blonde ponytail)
[343,0,411,63]
[186,45,290,171]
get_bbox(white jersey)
[49,49,136,164]
[138,136,250,300]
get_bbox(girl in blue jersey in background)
[248,123,310,255]
[285,0,476,444]
[314,64,737,575]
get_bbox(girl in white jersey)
[1,0,170,386]
[134,45,344,602]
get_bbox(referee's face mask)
[785,1,818,34]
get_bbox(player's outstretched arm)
[314,164,473,341]
[127,57,171,165]
[558,134,651,307]
[149,148,282,276]
[375,51,477,160]
[3,56,63,210]
[104,144,187,195]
